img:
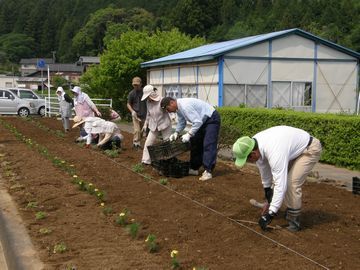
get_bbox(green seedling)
[132,163,144,173]
[39,228,52,235]
[127,222,140,239]
[26,201,38,209]
[145,234,159,253]
[53,242,67,254]
[35,211,47,220]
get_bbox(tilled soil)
[0,116,359,270]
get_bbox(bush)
[218,107,360,170]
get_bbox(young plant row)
[0,119,208,269]
[21,117,65,138]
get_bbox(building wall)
[316,61,357,113]
[146,34,359,113]
[0,76,18,88]
[148,63,219,107]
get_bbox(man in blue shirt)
[160,97,221,181]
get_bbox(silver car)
[9,88,45,116]
[0,89,36,117]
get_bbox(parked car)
[9,88,45,116]
[0,89,36,117]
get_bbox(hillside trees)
[72,6,155,57]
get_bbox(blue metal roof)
[141,28,360,68]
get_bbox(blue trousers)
[189,110,220,172]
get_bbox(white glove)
[169,132,179,142]
[131,111,137,118]
[181,132,191,143]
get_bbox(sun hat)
[72,115,85,128]
[232,136,255,167]
[71,86,81,94]
[141,85,161,101]
[132,77,142,86]
[56,86,64,93]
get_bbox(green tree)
[0,33,36,62]
[80,29,205,115]
[72,7,155,57]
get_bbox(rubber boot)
[285,209,301,232]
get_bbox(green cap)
[232,136,255,167]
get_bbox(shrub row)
[217,107,360,170]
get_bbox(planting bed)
[0,116,359,270]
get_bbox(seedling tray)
[148,140,190,161]
[152,158,189,178]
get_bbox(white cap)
[141,85,161,101]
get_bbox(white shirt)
[175,98,215,135]
[253,126,311,213]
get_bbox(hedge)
[217,107,360,170]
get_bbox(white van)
[9,88,45,116]
[0,89,36,117]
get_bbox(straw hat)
[72,115,85,128]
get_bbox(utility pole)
[51,51,56,63]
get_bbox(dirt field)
[0,116,359,270]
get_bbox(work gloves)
[169,132,179,141]
[181,132,192,143]
[131,111,137,118]
[259,211,275,231]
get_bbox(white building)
[0,75,18,88]
[141,28,360,113]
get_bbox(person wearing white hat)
[71,86,101,118]
[232,126,322,232]
[141,85,172,165]
[127,77,147,149]
[56,86,73,132]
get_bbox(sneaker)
[199,170,212,181]
[188,169,199,176]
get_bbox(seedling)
[132,163,144,173]
[159,178,168,185]
[102,205,113,216]
[145,234,158,253]
[170,250,180,269]
[35,211,47,220]
[127,222,140,239]
[116,210,129,226]
[39,228,52,235]
[26,201,38,209]
[53,242,67,254]
[104,149,119,158]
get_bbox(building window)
[223,84,267,107]
[164,84,198,99]
[272,81,312,111]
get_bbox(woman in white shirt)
[141,85,172,165]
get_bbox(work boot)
[285,210,301,232]
[199,170,212,181]
[188,169,199,176]
[287,220,301,232]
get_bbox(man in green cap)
[232,126,322,231]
